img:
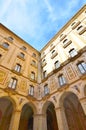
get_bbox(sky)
[0,0,86,50]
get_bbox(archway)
[19,103,34,130]
[0,97,14,130]
[43,101,58,130]
[62,92,86,130]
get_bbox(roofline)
[0,23,39,53]
[40,4,86,52]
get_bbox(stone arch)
[19,102,37,130]
[42,101,59,130]
[0,96,15,130]
[59,91,86,130]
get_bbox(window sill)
[0,45,9,51]
[78,27,86,35]
[72,21,81,30]
[5,37,13,43]
[80,73,86,79]
[68,52,81,61]
[42,62,47,67]
[31,63,37,68]
[60,35,66,41]
[51,52,58,59]
[5,87,17,94]
[17,55,25,61]
[50,46,55,51]
[11,69,22,76]
[29,78,37,83]
[58,83,69,91]
[63,40,72,48]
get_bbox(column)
[55,107,69,130]
[9,109,21,130]
[80,99,86,115]
[33,114,47,130]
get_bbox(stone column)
[80,98,86,115]
[55,107,69,130]
[9,109,21,130]
[33,114,47,130]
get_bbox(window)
[31,71,35,80]
[43,70,47,78]
[0,54,2,58]
[54,61,60,69]
[2,42,9,48]
[29,85,34,96]
[19,52,25,58]
[22,46,27,51]
[8,78,17,89]
[63,39,68,44]
[33,53,36,57]
[71,22,76,26]
[44,84,49,95]
[8,36,13,41]
[69,48,77,57]
[77,25,83,30]
[52,50,55,54]
[77,61,86,74]
[14,64,21,72]
[58,74,66,86]
[32,60,36,66]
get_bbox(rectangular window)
[77,62,86,74]
[69,48,77,57]
[44,84,49,95]
[29,85,34,96]
[8,78,17,89]
[58,75,66,86]
[55,61,60,69]
[43,70,47,78]
[31,72,35,80]
[15,64,21,72]
[2,42,9,48]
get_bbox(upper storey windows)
[2,42,9,49]
[69,48,77,58]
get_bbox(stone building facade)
[0,4,86,130]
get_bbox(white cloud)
[0,0,85,50]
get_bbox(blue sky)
[0,0,86,50]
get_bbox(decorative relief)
[18,80,27,92]
[65,65,77,80]
[50,76,56,91]
[0,69,7,85]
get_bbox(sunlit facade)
[0,5,86,130]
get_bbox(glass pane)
[78,64,85,74]
[82,62,86,71]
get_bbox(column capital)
[55,106,61,111]
[33,113,46,117]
